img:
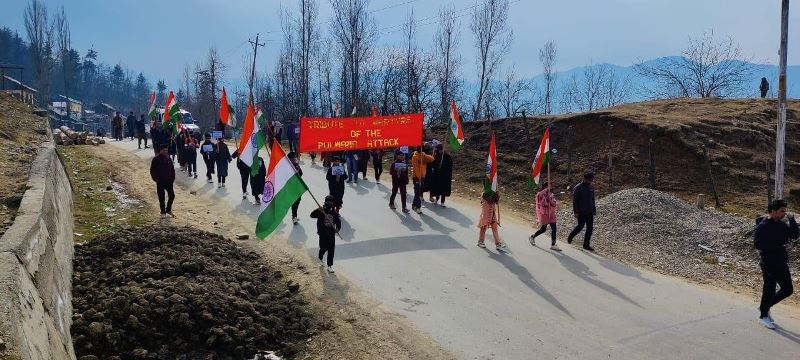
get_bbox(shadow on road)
[424,203,474,229]
[392,210,424,232]
[554,252,644,309]
[338,217,356,242]
[775,326,800,345]
[288,223,308,249]
[419,213,456,234]
[584,251,654,285]
[484,250,574,318]
[334,234,464,261]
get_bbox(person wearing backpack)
[312,195,341,273]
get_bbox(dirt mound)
[559,188,799,292]
[71,225,314,359]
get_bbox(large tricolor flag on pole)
[530,127,551,186]
[448,100,464,150]
[147,91,157,119]
[484,132,498,193]
[237,102,266,176]
[255,141,309,239]
[162,91,182,134]
[219,87,237,128]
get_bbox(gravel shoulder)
[86,143,454,360]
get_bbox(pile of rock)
[54,126,105,146]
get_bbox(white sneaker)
[496,242,508,252]
[550,245,562,252]
[327,265,335,273]
[529,235,536,247]
[760,317,776,330]
[292,217,299,224]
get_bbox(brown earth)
[0,93,49,238]
[77,143,454,360]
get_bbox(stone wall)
[0,140,75,359]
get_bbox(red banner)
[299,113,424,152]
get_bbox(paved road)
[115,140,800,359]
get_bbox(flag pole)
[547,127,551,190]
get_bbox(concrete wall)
[0,140,75,359]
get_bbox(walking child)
[478,191,507,251]
[371,148,383,183]
[568,171,597,251]
[200,133,216,182]
[184,135,198,178]
[530,181,560,251]
[311,195,341,273]
[250,157,266,205]
[214,137,232,187]
[389,151,410,213]
[289,152,304,224]
[326,156,346,212]
[149,145,176,218]
[233,150,251,199]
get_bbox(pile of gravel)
[558,188,764,287]
[71,226,314,360]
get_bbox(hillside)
[436,97,800,217]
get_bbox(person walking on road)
[200,133,216,182]
[136,115,148,149]
[214,137,232,187]
[567,172,597,251]
[478,190,506,251]
[411,145,435,214]
[344,150,359,183]
[389,151,410,213]
[287,121,298,153]
[312,195,341,273]
[250,157,266,205]
[359,149,370,180]
[326,156,346,212]
[530,181,560,251]
[149,145,176,218]
[430,144,453,207]
[232,150,251,199]
[113,112,124,141]
[288,152,304,224]
[150,120,163,155]
[754,199,798,329]
[371,148,384,183]
[184,135,198,179]
[126,111,136,140]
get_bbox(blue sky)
[1,0,798,88]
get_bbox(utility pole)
[248,33,265,104]
[775,0,790,199]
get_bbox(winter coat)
[389,160,409,186]
[326,166,345,205]
[135,118,146,136]
[535,188,558,225]
[754,216,799,263]
[184,138,198,161]
[214,143,232,177]
[411,151,434,180]
[113,115,124,130]
[478,198,499,228]
[572,181,596,215]
[311,206,341,237]
[149,154,175,183]
[250,158,267,197]
[126,115,136,131]
[430,152,453,197]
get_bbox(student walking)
[389,151,410,213]
[530,182,560,251]
[359,149,370,180]
[478,191,506,251]
[233,150,251,199]
[567,172,597,251]
[214,138,232,187]
[250,157,266,205]
[136,115,148,149]
[113,112,124,141]
[754,199,798,329]
[411,145,435,214]
[312,195,341,273]
[430,144,453,207]
[126,111,136,140]
[345,150,359,183]
[200,134,216,182]
[371,148,383,183]
[289,152,303,224]
[184,135,198,178]
[326,156,346,212]
[149,145,176,218]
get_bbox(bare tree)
[297,0,317,116]
[330,0,375,115]
[561,63,630,113]
[539,40,557,114]
[54,6,73,117]
[635,31,753,98]
[24,0,55,105]
[470,0,512,121]
[497,65,540,117]
[433,5,460,124]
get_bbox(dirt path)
[86,143,454,360]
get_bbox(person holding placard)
[200,133,216,183]
[389,151,410,213]
[326,156,346,212]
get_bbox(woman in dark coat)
[250,157,267,204]
[214,138,232,187]
[431,144,454,207]
[167,132,178,163]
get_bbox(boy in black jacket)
[754,199,798,329]
[312,195,341,273]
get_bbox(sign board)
[299,113,424,152]
[399,146,409,154]
[212,130,223,140]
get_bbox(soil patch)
[557,188,799,302]
[71,225,314,359]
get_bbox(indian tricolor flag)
[147,91,157,119]
[162,91,182,134]
[530,127,551,186]
[448,100,464,150]
[237,102,266,176]
[219,87,237,128]
[484,132,497,193]
[256,141,309,239]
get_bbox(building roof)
[2,75,38,93]
[52,94,82,105]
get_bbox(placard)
[201,144,213,153]
[299,113,424,152]
[400,146,409,154]
[212,130,223,139]
[331,165,345,176]
[393,162,407,171]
